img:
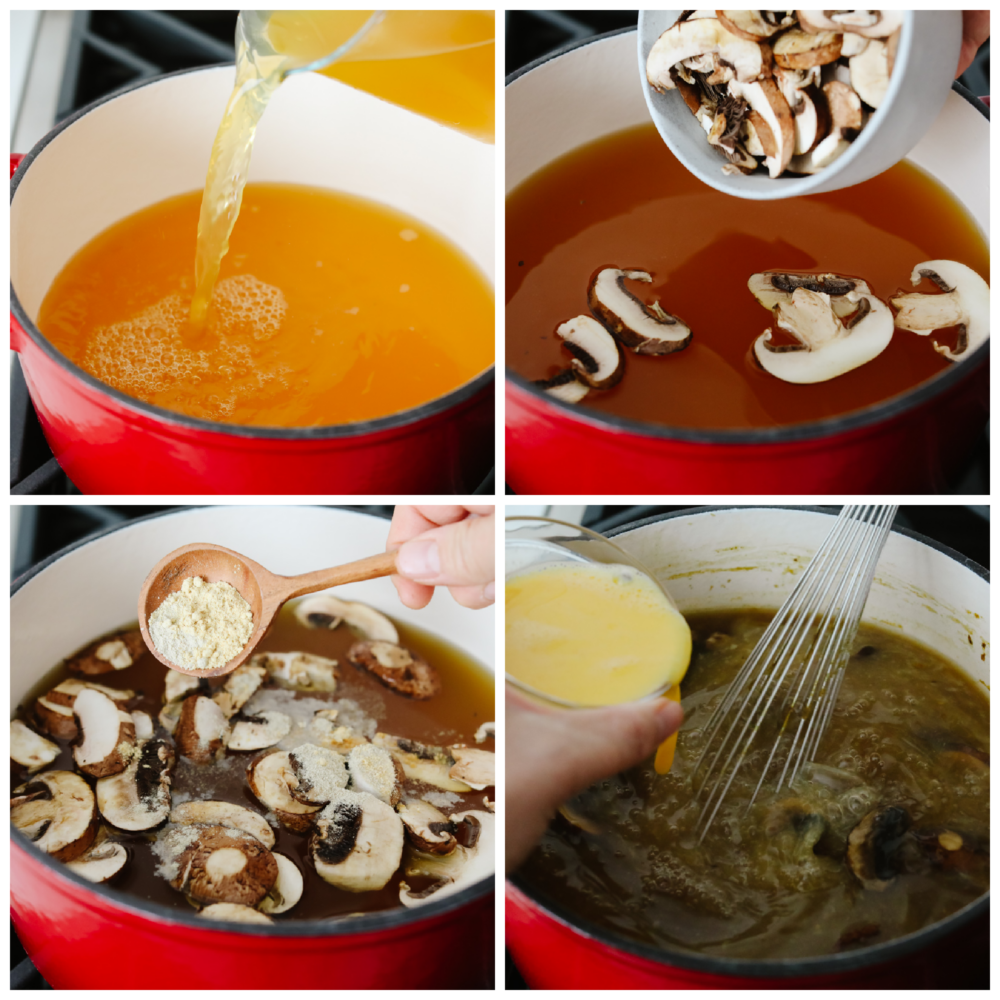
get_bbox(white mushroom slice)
[555,315,624,389]
[788,133,850,174]
[293,595,399,644]
[200,903,273,924]
[753,287,893,383]
[287,743,350,805]
[11,770,97,861]
[164,668,204,705]
[96,738,175,830]
[646,17,767,92]
[850,40,890,108]
[251,651,338,692]
[65,629,146,675]
[174,695,230,764]
[64,842,128,882]
[229,711,292,752]
[797,9,904,39]
[212,663,267,719]
[10,720,59,773]
[790,87,824,154]
[535,370,590,403]
[310,715,370,752]
[840,32,869,57]
[716,10,791,40]
[588,269,692,355]
[474,722,495,744]
[130,711,154,741]
[73,688,137,778]
[448,748,495,791]
[247,750,323,832]
[166,824,278,906]
[890,261,990,361]
[348,744,403,806]
[258,853,304,914]
[399,810,494,908]
[347,640,441,700]
[158,700,183,736]
[728,79,795,177]
[36,678,135,740]
[312,789,404,892]
[748,271,871,317]
[170,800,275,849]
[397,799,458,855]
[773,28,842,69]
[373,733,472,793]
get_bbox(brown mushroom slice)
[588,268,692,355]
[847,806,911,891]
[399,810,494,908]
[397,799,458,855]
[449,747,495,791]
[716,10,793,41]
[11,770,98,861]
[347,744,403,806]
[35,678,136,740]
[373,734,472,793]
[890,260,989,361]
[311,789,405,892]
[347,640,442,700]
[797,10,904,39]
[170,800,275,849]
[258,853,304,915]
[293,595,399,644]
[646,17,767,93]
[555,315,625,389]
[849,39,891,108]
[250,651,338,692]
[96,738,175,830]
[229,711,293,752]
[247,750,323,833]
[64,842,128,883]
[168,824,278,906]
[212,663,267,719]
[534,369,590,404]
[748,271,870,317]
[72,688,137,778]
[174,695,230,764]
[753,286,893,383]
[66,629,146,674]
[34,696,79,739]
[164,668,206,705]
[200,903,274,924]
[287,743,350,806]
[773,28,842,69]
[728,79,795,177]
[10,720,60,773]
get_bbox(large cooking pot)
[505,30,989,493]
[11,506,495,988]
[10,66,494,493]
[506,506,989,988]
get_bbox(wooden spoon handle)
[271,550,400,603]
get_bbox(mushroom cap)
[174,694,230,764]
[347,743,403,806]
[288,743,350,805]
[66,629,147,674]
[228,711,293,752]
[169,799,276,849]
[588,268,692,355]
[294,595,399,644]
[10,720,60,773]
[11,770,98,861]
[347,640,441,700]
[72,687,137,777]
[258,853,304,914]
[212,663,267,719]
[398,799,458,855]
[168,823,278,906]
[96,738,175,831]
[373,733,472,793]
[64,842,129,883]
[448,747,495,791]
[849,40,890,109]
[247,750,323,832]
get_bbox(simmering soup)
[520,611,989,959]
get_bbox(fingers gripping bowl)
[10,507,496,989]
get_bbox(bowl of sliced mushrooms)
[638,10,962,198]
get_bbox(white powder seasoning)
[149,576,253,671]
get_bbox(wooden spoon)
[138,543,398,678]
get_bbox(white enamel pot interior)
[10,505,495,982]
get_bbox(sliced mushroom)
[310,714,371,752]
[347,743,403,806]
[399,810,494,907]
[293,595,399,644]
[35,678,135,740]
[287,743,350,806]
[96,738,175,830]
[397,799,458,855]
[163,668,206,705]
[588,268,692,355]
[797,10,904,39]
[850,39,890,108]
[534,369,590,404]
[773,28,842,69]
[130,711,154,741]
[847,805,910,891]
[64,842,129,883]
[347,640,441,700]
[716,10,792,41]
[474,722,495,744]
[258,853,304,914]
[448,747,495,791]
[753,286,893,383]
[555,315,625,389]
[170,800,275,849]
[311,789,404,892]
[72,687,137,777]
[250,651,338,692]
[748,271,870,317]
[174,695,230,764]
[11,770,98,861]
[247,750,324,833]
[65,629,147,674]
[728,79,795,177]
[212,663,267,719]
[166,824,278,906]
[229,711,292,752]
[373,734,472,793]
[200,903,273,924]
[10,720,60,773]
[890,260,990,361]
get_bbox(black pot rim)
[504,27,989,447]
[508,505,989,978]
[11,505,494,938]
[10,63,494,442]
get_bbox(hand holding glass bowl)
[505,517,690,871]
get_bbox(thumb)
[395,511,495,588]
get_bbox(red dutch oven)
[10,66,494,494]
[11,506,495,988]
[506,506,989,988]
[505,30,989,493]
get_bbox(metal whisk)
[693,505,898,841]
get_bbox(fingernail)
[397,539,441,580]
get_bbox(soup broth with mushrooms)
[519,610,988,959]
[11,600,495,922]
[506,124,989,429]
